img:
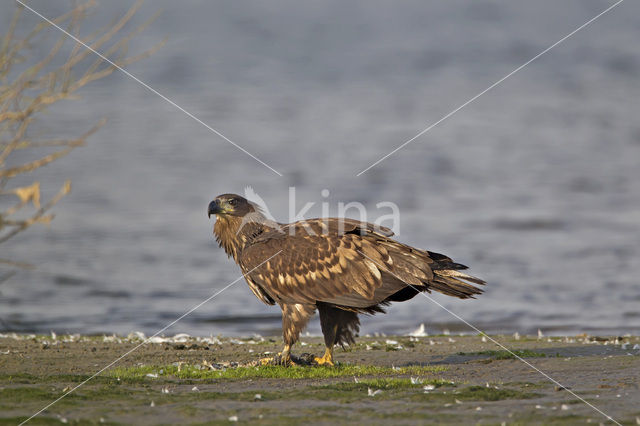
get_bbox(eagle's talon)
[313,356,334,366]
[260,351,298,366]
[313,348,334,366]
[258,357,274,366]
[275,353,292,366]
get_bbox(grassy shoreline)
[1,333,638,425]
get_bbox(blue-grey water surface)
[1,0,639,337]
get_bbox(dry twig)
[0,1,161,282]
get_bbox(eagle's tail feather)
[428,270,485,299]
[435,269,486,285]
[382,244,485,300]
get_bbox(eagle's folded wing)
[238,218,433,307]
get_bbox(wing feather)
[237,217,481,307]
[239,219,393,305]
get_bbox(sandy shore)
[1,332,638,425]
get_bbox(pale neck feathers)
[213,207,278,261]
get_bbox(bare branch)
[0,1,160,272]
[0,180,69,245]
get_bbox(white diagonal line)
[19,250,282,425]
[356,0,625,176]
[15,0,283,177]
[356,249,621,425]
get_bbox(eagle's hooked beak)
[208,199,223,218]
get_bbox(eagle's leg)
[269,303,316,366]
[277,343,293,366]
[315,302,360,366]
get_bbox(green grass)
[304,380,537,403]
[410,385,540,402]
[107,363,447,381]
[0,383,285,409]
[320,377,452,391]
[261,377,455,403]
[0,384,145,406]
[509,414,594,425]
[0,381,539,415]
[0,417,79,426]
[0,373,124,385]
[458,349,547,359]
[0,387,61,404]
[452,385,539,401]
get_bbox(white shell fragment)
[368,388,383,396]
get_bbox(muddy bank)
[1,333,638,425]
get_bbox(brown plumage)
[208,193,485,365]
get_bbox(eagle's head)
[208,194,254,218]
[209,193,278,259]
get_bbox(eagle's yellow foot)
[258,356,275,366]
[314,348,334,366]
[260,348,296,366]
[258,355,291,366]
[273,352,293,366]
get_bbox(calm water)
[1,0,639,337]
